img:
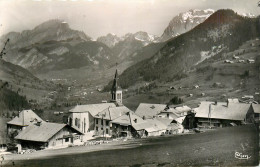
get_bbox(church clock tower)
[111,69,122,103]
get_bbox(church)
[68,69,130,140]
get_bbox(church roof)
[69,103,116,116]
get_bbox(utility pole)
[208,104,212,128]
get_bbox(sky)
[0,0,259,39]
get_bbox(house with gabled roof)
[193,100,252,128]
[110,111,170,138]
[68,103,116,134]
[93,106,132,137]
[15,121,83,150]
[246,104,260,123]
[111,111,146,138]
[7,110,43,136]
[157,108,179,120]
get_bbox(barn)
[15,122,83,150]
[194,100,251,128]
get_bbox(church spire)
[111,69,122,104]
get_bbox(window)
[78,119,80,129]
[106,129,109,134]
[96,119,98,124]
[117,93,121,100]
[65,138,69,142]
[84,118,86,133]
[167,113,169,118]
[96,127,98,131]
[75,118,78,126]
[101,119,103,126]
[106,120,109,126]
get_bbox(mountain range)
[0,8,259,110]
[108,9,260,89]
[0,8,235,75]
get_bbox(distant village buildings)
[3,69,260,153]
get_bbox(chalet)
[247,59,255,63]
[157,108,179,120]
[224,60,230,63]
[111,112,169,137]
[93,106,132,137]
[166,123,184,134]
[7,110,43,136]
[227,98,239,103]
[242,95,254,100]
[174,105,192,117]
[111,111,146,138]
[132,118,168,137]
[193,100,251,128]
[246,104,260,123]
[135,103,167,119]
[193,85,199,89]
[15,122,83,150]
[233,55,239,59]
[156,116,184,134]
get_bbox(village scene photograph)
[0,0,260,166]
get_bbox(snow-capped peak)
[160,9,215,41]
[240,13,256,18]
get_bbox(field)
[121,38,260,109]
[2,125,259,167]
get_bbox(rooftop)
[15,122,82,142]
[94,106,132,120]
[135,103,167,119]
[7,110,43,126]
[69,103,116,116]
[194,101,250,121]
[111,111,146,126]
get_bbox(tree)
[168,96,183,105]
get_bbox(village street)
[2,124,258,167]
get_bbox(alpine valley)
[0,9,259,113]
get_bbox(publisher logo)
[235,152,251,160]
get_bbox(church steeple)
[111,69,122,103]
